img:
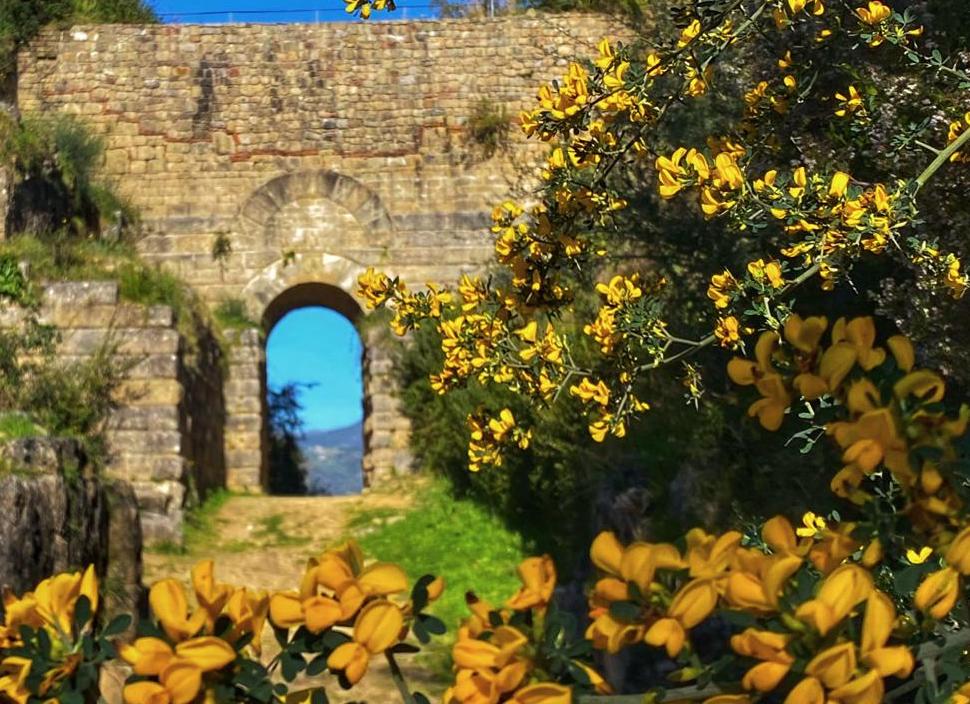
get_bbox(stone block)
[140,511,183,545]
[43,281,118,307]
[224,431,260,451]
[109,453,185,482]
[109,406,180,432]
[226,449,261,468]
[106,430,182,455]
[114,380,183,406]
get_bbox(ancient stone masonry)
[0,281,225,543]
[17,14,623,495]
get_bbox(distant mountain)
[300,421,363,495]
[303,423,363,450]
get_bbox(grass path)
[142,478,448,703]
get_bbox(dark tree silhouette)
[266,382,311,495]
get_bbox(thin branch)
[385,651,418,704]
[915,126,970,190]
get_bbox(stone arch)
[236,170,394,246]
[222,172,409,494]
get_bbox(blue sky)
[148,0,438,23]
[266,308,363,432]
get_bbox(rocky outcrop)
[0,437,142,611]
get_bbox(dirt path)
[142,483,447,703]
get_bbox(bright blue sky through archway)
[148,0,438,23]
[266,307,363,433]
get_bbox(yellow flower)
[914,567,960,618]
[191,560,233,633]
[506,556,556,612]
[148,579,207,643]
[225,588,269,654]
[508,683,572,704]
[835,85,863,117]
[860,591,914,679]
[856,1,891,24]
[795,511,827,538]
[906,546,933,565]
[707,269,737,309]
[570,378,610,407]
[945,525,970,574]
[795,564,873,635]
[747,259,784,289]
[715,316,747,348]
[327,600,405,685]
[805,642,856,689]
[357,267,399,309]
[731,628,793,692]
[121,636,235,704]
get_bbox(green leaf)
[102,614,132,638]
[419,614,447,636]
[273,625,290,648]
[73,595,92,631]
[608,600,640,622]
[280,651,306,682]
[389,642,421,655]
[306,653,330,676]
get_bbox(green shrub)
[0,316,126,464]
[213,298,257,331]
[0,114,136,237]
[0,412,39,440]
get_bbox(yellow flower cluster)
[467,408,532,472]
[834,85,866,120]
[0,566,98,703]
[269,539,441,684]
[587,522,920,704]
[121,560,263,703]
[948,111,970,163]
[656,147,746,217]
[446,555,608,704]
[357,268,453,336]
[344,0,393,19]
[852,0,922,47]
[729,316,969,539]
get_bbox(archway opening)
[263,283,364,496]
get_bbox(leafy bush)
[213,297,258,331]
[0,315,125,463]
[0,114,135,237]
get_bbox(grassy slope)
[347,477,529,674]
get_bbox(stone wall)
[2,281,226,543]
[16,14,624,490]
[0,437,142,616]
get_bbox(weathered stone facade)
[0,436,142,616]
[17,14,621,493]
[1,281,225,542]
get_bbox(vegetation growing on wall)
[0,0,157,82]
[0,256,126,464]
[0,113,135,236]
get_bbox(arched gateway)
[223,172,410,492]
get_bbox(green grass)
[0,412,40,440]
[347,478,529,676]
[148,488,236,555]
[253,513,311,548]
[213,297,258,331]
